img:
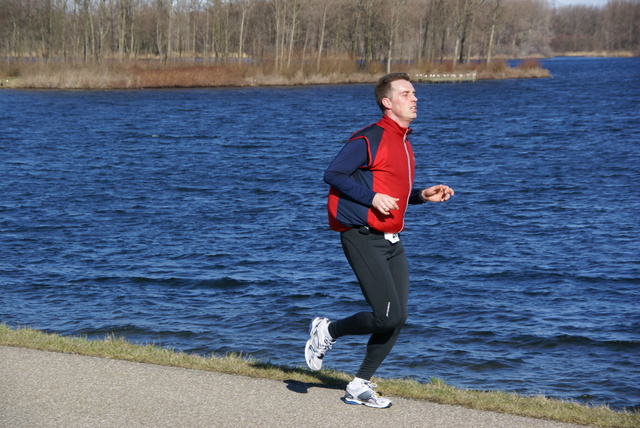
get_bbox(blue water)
[1,57,638,411]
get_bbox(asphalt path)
[1,346,592,428]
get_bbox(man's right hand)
[372,193,400,216]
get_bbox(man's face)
[384,79,418,127]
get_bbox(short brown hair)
[374,72,411,112]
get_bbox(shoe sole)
[344,397,392,409]
[305,338,321,370]
[305,318,323,371]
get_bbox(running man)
[305,72,454,408]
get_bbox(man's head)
[374,72,418,128]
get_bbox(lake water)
[1,57,638,411]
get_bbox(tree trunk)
[316,0,330,72]
[238,3,247,64]
[487,1,498,64]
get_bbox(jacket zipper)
[401,130,412,231]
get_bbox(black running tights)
[329,227,409,381]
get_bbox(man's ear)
[381,97,392,109]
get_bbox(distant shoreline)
[1,52,635,90]
[1,59,551,90]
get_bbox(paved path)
[1,346,591,428]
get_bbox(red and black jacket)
[325,115,425,234]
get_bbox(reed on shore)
[0,58,550,90]
[0,324,637,428]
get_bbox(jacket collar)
[378,115,412,137]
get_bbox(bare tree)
[287,0,303,67]
[1,0,637,71]
[236,0,252,63]
[453,0,479,65]
[384,0,404,73]
[314,0,331,71]
[486,0,501,62]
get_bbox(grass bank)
[0,59,549,90]
[1,324,637,428]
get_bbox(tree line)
[1,0,638,73]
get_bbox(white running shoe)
[305,317,334,371]
[344,379,392,409]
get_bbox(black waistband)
[357,226,384,235]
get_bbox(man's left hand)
[422,185,454,202]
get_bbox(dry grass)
[130,63,248,88]
[0,61,249,89]
[0,59,376,89]
[0,57,552,89]
[1,324,638,428]
[1,61,124,89]
[459,58,552,79]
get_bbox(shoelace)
[318,336,334,355]
[361,381,383,398]
[310,335,334,357]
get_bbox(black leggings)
[330,227,409,380]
